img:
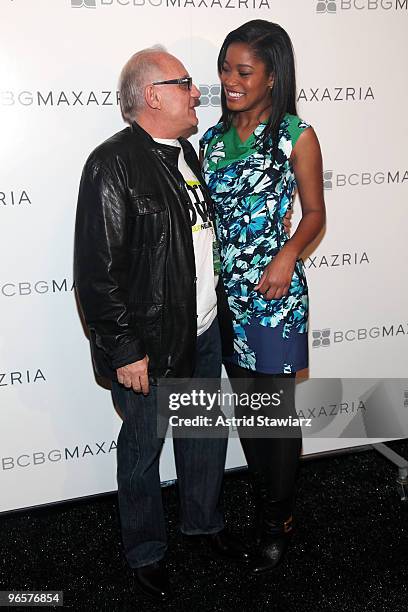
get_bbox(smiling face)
[219,42,273,117]
[153,54,200,138]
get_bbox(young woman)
[200,20,325,574]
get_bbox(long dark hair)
[217,20,297,153]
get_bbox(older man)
[74,47,246,601]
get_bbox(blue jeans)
[111,318,228,568]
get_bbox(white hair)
[119,45,167,124]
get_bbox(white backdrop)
[1,0,407,513]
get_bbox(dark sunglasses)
[152,77,193,91]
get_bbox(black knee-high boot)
[224,361,301,573]
[250,469,295,574]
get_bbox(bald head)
[119,46,181,123]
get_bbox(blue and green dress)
[200,113,310,374]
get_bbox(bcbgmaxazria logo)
[297,86,374,102]
[199,85,221,107]
[72,0,408,14]
[1,279,74,297]
[323,169,408,189]
[1,190,31,207]
[71,0,276,8]
[317,0,407,12]
[303,251,370,269]
[198,85,374,108]
[0,369,46,387]
[0,90,120,107]
[1,86,374,109]
[317,0,337,12]
[1,440,117,471]
[313,323,408,348]
[296,398,366,419]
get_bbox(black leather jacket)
[74,122,214,382]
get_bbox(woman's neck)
[232,105,272,129]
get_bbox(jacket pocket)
[128,194,167,249]
[128,193,165,215]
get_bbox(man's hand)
[116,356,150,395]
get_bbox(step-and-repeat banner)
[1,0,407,512]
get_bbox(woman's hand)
[283,209,293,236]
[254,247,298,300]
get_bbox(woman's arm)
[255,128,326,300]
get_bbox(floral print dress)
[200,114,310,374]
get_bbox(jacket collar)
[130,121,181,161]
[130,120,200,175]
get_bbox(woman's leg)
[252,369,301,509]
[224,361,302,573]
[224,362,301,497]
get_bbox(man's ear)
[145,84,161,110]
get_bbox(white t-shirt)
[154,138,217,336]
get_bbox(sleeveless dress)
[200,113,310,374]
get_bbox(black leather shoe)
[203,529,250,561]
[134,560,171,601]
[250,516,293,575]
